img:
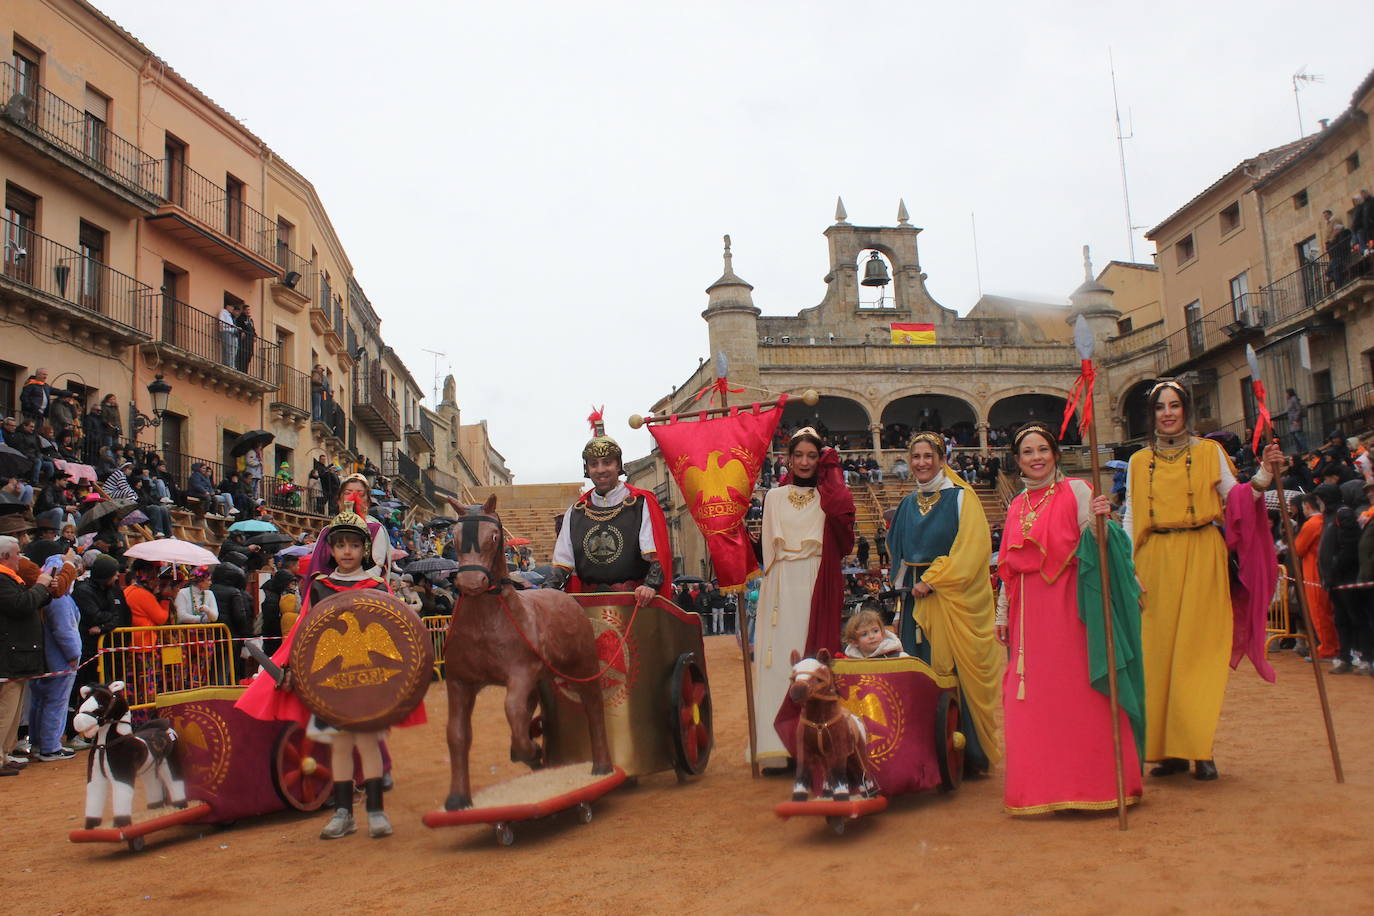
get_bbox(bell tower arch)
[818,197,949,325]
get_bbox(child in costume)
[842,609,906,659]
[236,508,425,840]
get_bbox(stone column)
[869,423,883,459]
[977,421,989,454]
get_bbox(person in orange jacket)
[1294,493,1341,661]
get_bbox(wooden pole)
[1269,448,1344,783]
[1085,404,1129,830]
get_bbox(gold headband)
[1148,379,1186,399]
[1013,423,1057,448]
[788,426,823,448]
[908,431,945,454]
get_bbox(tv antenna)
[421,347,447,402]
[1292,67,1323,138]
[1109,48,1137,262]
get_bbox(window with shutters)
[3,183,38,285]
[83,85,110,165]
[78,220,107,311]
[11,39,40,102]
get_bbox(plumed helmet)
[581,405,622,471]
[326,508,371,546]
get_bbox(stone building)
[1141,68,1374,447]
[632,203,1164,577]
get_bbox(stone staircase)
[848,475,1008,534]
[469,482,586,566]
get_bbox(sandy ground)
[3,637,1371,915]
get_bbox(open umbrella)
[125,538,219,566]
[1105,459,1129,470]
[674,575,708,585]
[0,444,33,479]
[506,537,531,547]
[380,500,407,509]
[1264,489,1306,511]
[371,488,387,497]
[246,531,294,549]
[228,519,278,533]
[426,517,456,529]
[405,557,459,573]
[76,498,138,536]
[229,429,274,457]
[276,544,312,558]
[842,566,867,575]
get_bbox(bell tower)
[701,235,761,393]
[817,198,947,324]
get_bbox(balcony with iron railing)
[148,161,281,279]
[0,216,154,344]
[270,244,316,313]
[0,62,161,214]
[313,397,347,443]
[270,364,311,423]
[383,449,422,490]
[1259,252,1374,334]
[353,363,401,441]
[406,411,435,454]
[143,293,280,393]
[1155,293,1266,375]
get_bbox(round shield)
[288,588,434,732]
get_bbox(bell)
[861,251,891,287]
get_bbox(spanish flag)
[890,322,936,345]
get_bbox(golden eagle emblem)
[681,450,752,509]
[310,611,403,673]
[840,690,888,730]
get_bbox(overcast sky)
[98,0,1374,483]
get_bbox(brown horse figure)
[441,495,613,810]
[787,649,878,802]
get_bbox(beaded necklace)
[1147,435,1195,526]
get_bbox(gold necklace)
[915,490,940,516]
[1019,482,1057,537]
[579,498,627,523]
[787,487,817,509]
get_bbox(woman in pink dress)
[996,423,1145,815]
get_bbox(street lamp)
[131,374,173,436]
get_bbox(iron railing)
[153,293,279,384]
[272,364,311,416]
[154,160,277,261]
[1261,257,1329,328]
[353,362,401,437]
[0,61,160,200]
[1,216,154,334]
[406,412,435,450]
[1157,293,1266,372]
[315,398,346,440]
[383,449,421,486]
[274,245,316,300]
[317,274,331,314]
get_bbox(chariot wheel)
[273,722,334,811]
[935,691,964,793]
[668,652,713,777]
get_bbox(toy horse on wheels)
[73,682,188,830]
[774,650,885,835]
[422,496,623,846]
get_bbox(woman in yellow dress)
[1123,381,1281,780]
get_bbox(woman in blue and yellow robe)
[887,433,1004,774]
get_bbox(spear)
[1246,345,1343,782]
[1068,316,1129,829]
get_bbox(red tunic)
[235,573,427,728]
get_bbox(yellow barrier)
[1266,567,1296,653]
[97,623,237,710]
[423,615,449,678]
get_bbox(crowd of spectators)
[1322,189,1374,290]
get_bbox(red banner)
[648,400,784,591]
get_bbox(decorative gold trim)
[915,490,940,516]
[1005,795,1141,816]
[787,487,817,510]
[832,656,958,688]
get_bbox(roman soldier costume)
[550,409,673,596]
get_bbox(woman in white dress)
[750,427,854,767]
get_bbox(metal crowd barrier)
[1267,566,1296,653]
[97,624,237,711]
[423,615,449,678]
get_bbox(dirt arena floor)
[4,637,1371,915]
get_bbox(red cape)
[773,448,854,757]
[568,484,674,598]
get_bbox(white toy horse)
[73,682,187,829]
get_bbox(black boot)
[320,781,355,839]
[1193,759,1218,781]
[363,777,392,838]
[1149,757,1188,777]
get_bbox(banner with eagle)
[648,402,784,591]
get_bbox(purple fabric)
[1224,485,1277,683]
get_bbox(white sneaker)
[228,507,240,515]
[160,497,173,505]
[13,738,30,755]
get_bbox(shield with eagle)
[289,589,433,732]
[648,402,784,591]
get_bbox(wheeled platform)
[422,765,626,847]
